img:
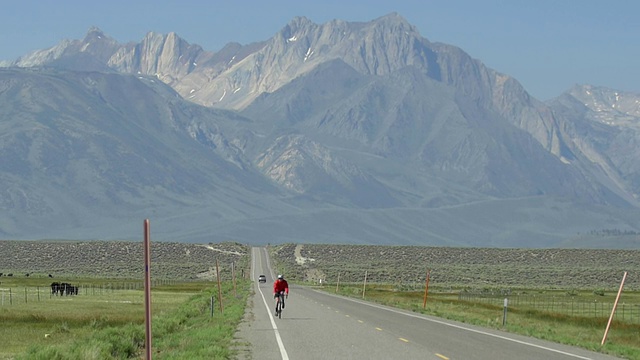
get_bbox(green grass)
[0,279,250,360]
[149,280,250,359]
[321,283,640,360]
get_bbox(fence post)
[503,298,508,326]
[362,270,368,299]
[422,269,430,309]
[602,271,628,346]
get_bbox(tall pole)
[216,259,224,314]
[143,219,152,360]
[602,271,628,346]
[232,261,237,297]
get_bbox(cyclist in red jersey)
[273,274,289,313]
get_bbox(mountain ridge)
[1,14,639,248]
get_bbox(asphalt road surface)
[235,247,622,360]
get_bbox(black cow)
[48,274,53,278]
[51,282,60,295]
[51,282,78,296]
[60,282,71,295]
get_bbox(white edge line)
[256,248,289,360]
[311,289,595,360]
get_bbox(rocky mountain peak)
[106,30,208,85]
[83,26,108,41]
[568,85,640,122]
[5,26,120,69]
[284,16,315,33]
[193,13,437,109]
[370,12,417,33]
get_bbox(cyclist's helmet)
[277,274,283,279]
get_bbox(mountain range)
[1,13,639,248]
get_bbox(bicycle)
[275,291,286,318]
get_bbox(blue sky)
[1,0,637,101]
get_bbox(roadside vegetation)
[0,240,251,359]
[270,243,640,360]
[0,280,250,359]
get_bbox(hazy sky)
[1,0,637,101]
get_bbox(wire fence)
[0,279,182,306]
[458,293,640,324]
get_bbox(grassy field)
[0,240,252,359]
[0,277,251,360]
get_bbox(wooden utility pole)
[216,259,224,314]
[143,219,153,360]
[232,261,237,297]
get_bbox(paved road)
[235,247,622,360]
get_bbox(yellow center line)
[375,327,383,331]
[435,354,449,360]
[357,320,364,323]
[345,314,350,317]
[399,337,409,343]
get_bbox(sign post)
[503,298,508,326]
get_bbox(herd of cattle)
[50,282,79,296]
[0,273,79,296]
